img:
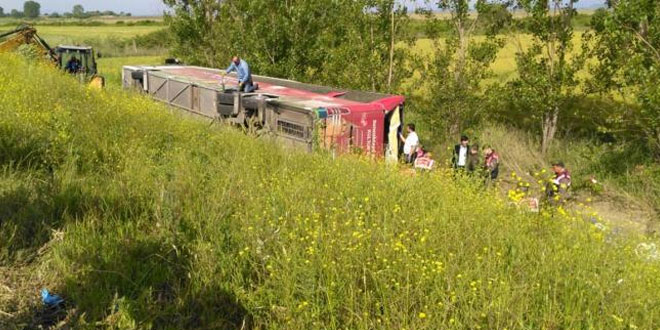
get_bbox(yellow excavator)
[0,25,105,88]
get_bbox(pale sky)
[0,0,606,16]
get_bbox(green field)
[412,32,587,83]
[98,55,165,87]
[0,24,162,45]
[1,53,660,329]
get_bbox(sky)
[0,0,606,16]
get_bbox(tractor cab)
[54,45,104,87]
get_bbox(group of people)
[399,127,499,180]
[399,123,436,171]
[399,126,573,203]
[450,135,500,182]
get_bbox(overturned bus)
[122,65,405,162]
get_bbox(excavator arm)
[1,25,104,88]
[0,25,58,63]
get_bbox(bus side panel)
[342,111,385,156]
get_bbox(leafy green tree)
[503,0,584,155]
[163,0,413,92]
[72,4,85,18]
[589,0,660,159]
[10,9,23,18]
[23,1,40,18]
[0,7,5,17]
[413,0,511,139]
[316,0,414,92]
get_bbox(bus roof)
[134,65,405,112]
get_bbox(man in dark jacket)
[452,135,470,170]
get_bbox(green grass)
[0,24,167,58]
[411,32,587,83]
[15,25,162,45]
[98,55,165,87]
[1,54,660,329]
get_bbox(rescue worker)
[452,135,470,170]
[224,56,255,93]
[399,123,419,164]
[483,145,500,182]
[65,56,81,73]
[547,161,571,204]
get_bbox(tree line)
[0,2,132,19]
[164,0,659,159]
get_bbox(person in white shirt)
[452,135,470,170]
[399,123,419,164]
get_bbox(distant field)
[27,25,162,45]
[98,55,165,87]
[0,16,163,26]
[411,32,587,83]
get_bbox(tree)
[163,0,413,92]
[314,0,414,92]
[589,0,660,159]
[413,0,511,139]
[23,1,40,18]
[72,4,85,18]
[10,9,23,18]
[0,7,4,17]
[502,0,584,155]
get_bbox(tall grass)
[1,54,660,329]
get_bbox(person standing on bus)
[399,123,419,164]
[225,56,255,93]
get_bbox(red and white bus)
[123,65,405,162]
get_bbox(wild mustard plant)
[0,54,659,329]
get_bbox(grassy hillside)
[1,55,660,329]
